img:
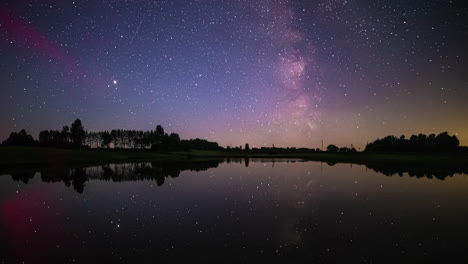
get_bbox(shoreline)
[1,146,468,167]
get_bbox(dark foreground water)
[1,159,467,263]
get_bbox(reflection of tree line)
[95,161,221,183]
[365,164,468,181]
[224,158,302,167]
[4,159,467,194]
[5,160,221,194]
[4,158,305,192]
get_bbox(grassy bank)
[1,146,468,168]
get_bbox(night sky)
[1,0,467,149]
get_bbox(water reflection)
[10,170,36,184]
[9,161,222,194]
[2,159,304,193]
[1,159,468,262]
[366,164,468,180]
[2,159,468,194]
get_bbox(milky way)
[1,0,467,148]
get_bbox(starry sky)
[1,0,467,149]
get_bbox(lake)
[1,159,467,262]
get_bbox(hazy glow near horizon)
[1,0,467,148]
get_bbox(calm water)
[1,159,467,263]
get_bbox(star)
[0,0,466,148]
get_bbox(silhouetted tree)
[327,144,338,152]
[165,133,182,151]
[245,143,250,151]
[70,119,86,146]
[435,132,459,151]
[338,147,349,153]
[39,130,50,144]
[61,125,70,143]
[101,131,113,148]
[2,129,36,146]
[151,125,166,150]
[155,125,165,138]
[179,138,220,150]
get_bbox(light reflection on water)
[1,159,467,262]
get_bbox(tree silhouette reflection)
[10,171,35,184]
[2,159,467,194]
[1,160,222,193]
[366,164,468,180]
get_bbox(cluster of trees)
[224,144,358,154]
[365,132,460,152]
[85,125,220,151]
[2,119,220,151]
[326,144,358,153]
[224,144,324,153]
[1,119,86,147]
[84,129,160,149]
[2,120,465,154]
[38,119,86,147]
[1,129,36,146]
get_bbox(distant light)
[113,80,117,84]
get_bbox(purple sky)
[1,0,467,149]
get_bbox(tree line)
[364,132,461,152]
[2,119,220,151]
[1,119,465,153]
